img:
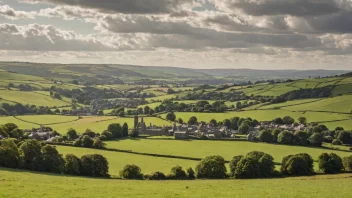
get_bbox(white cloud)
[0,5,35,19]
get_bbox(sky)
[0,0,351,70]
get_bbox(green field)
[104,139,352,164]
[146,94,177,102]
[0,90,70,107]
[56,146,197,175]
[258,99,323,110]
[0,168,351,198]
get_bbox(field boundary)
[13,116,81,126]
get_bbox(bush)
[120,164,143,179]
[129,129,139,138]
[229,155,244,177]
[342,156,352,171]
[81,135,93,148]
[277,131,293,144]
[332,139,343,145]
[81,154,109,177]
[234,151,275,178]
[170,165,187,179]
[318,153,343,174]
[281,153,314,176]
[64,154,82,175]
[145,171,166,180]
[99,135,107,141]
[258,130,273,143]
[309,133,324,146]
[187,167,195,179]
[196,156,227,179]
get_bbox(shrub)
[229,155,244,177]
[92,138,105,148]
[81,154,109,177]
[0,139,20,168]
[99,135,107,141]
[196,156,227,179]
[187,167,195,179]
[129,129,139,138]
[277,131,293,144]
[64,154,82,175]
[342,156,352,171]
[145,171,166,180]
[332,139,343,145]
[258,130,273,143]
[81,135,93,148]
[170,165,187,179]
[318,153,343,174]
[120,164,143,179]
[309,133,324,146]
[234,151,275,178]
[281,153,314,176]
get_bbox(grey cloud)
[0,4,35,19]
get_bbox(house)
[174,131,189,139]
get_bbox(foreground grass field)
[56,146,197,175]
[0,168,351,198]
[105,139,352,165]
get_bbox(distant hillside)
[0,62,350,84]
[341,72,352,77]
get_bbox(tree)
[119,164,142,179]
[41,145,64,173]
[187,116,198,125]
[272,129,281,142]
[318,153,343,174]
[178,118,184,124]
[81,135,94,148]
[258,130,273,143]
[18,139,43,171]
[298,117,307,125]
[122,123,129,137]
[187,167,195,179]
[229,155,244,177]
[230,117,240,130]
[98,110,104,116]
[101,130,113,140]
[277,131,293,144]
[238,123,250,135]
[67,128,78,141]
[337,131,351,144]
[234,151,274,179]
[309,133,324,146]
[196,156,227,179]
[0,139,20,168]
[170,165,187,179]
[342,156,352,171]
[283,116,295,125]
[73,139,82,147]
[273,117,284,125]
[129,129,139,138]
[332,139,343,145]
[3,123,18,134]
[143,106,150,115]
[210,119,217,126]
[8,128,24,139]
[145,171,166,180]
[64,154,82,175]
[108,123,123,139]
[293,131,309,145]
[281,153,314,176]
[81,154,109,177]
[223,119,231,129]
[92,138,105,149]
[166,112,176,121]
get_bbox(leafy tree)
[122,123,129,137]
[41,145,64,173]
[166,112,176,121]
[82,129,96,138]
[187,116,198,125]
[101,130,113,140]
[3,123,18,134]
[0,139,20,168]
[337,131,351,144]
[281,153,314,176]
[210,119,217,126]
[196,156,227,179]
[81,154,109,177]
[73,139,82,147]
[277,131,293,144]
[178,118,184,124]
[223,119,231,129]
[309,133,324,146]
[8,128,24,139]
[342,156,352,171]
[238,123,250,135]
[144,106,150,115]
[169,165,187,179]
[129,129,139,138]
[187,167,195,179]
[273,117,284,125]
[283,116,295,125]
[293,131,309,145]
[81,135,94,148]
[298,117,307,125]
[258,130,273,143]
[229,155,244,177]
[145,171,166,180]
[92,138,105,148]
[119,164,142,179]
[272,129,281,142]
[318,153,343,174]
[64,154,82,175]
[230,117,240,130]
[108,123,123,139]
[19,139,43,171]
[66,128,79,140]
[332,139,343,145]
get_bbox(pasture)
[0,168,351,198]
[104,139,352,164]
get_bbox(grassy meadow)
[0,168,351,198]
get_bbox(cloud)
[22,0,194,14]
[0,4,35,19]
